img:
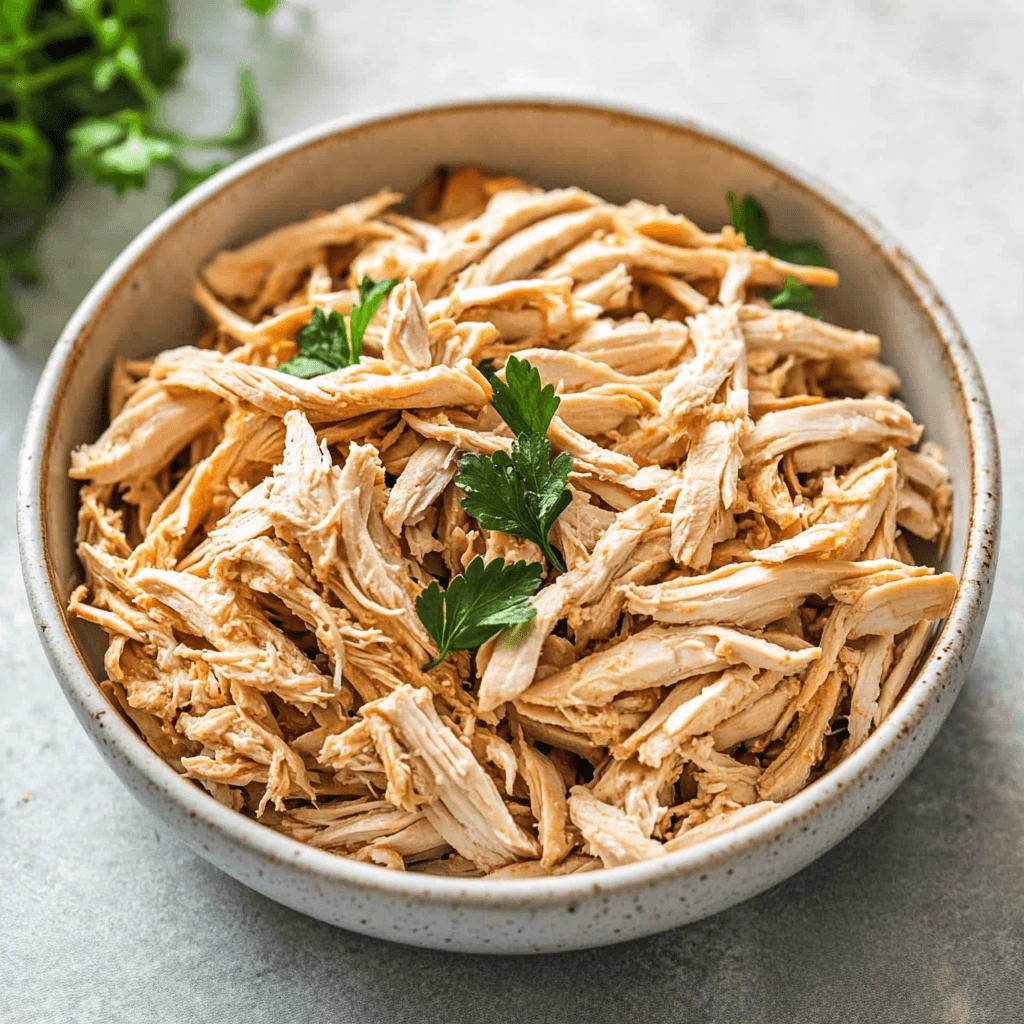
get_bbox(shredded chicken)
[68,166,956,877]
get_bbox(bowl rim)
[17,96,1000,907]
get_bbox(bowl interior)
[40,100,972,764]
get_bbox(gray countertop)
[3,1,1022,1020]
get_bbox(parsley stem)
[0,54,96,96]
[0,22,87,64]
[540,537,565,574]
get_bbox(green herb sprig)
[277,276,397,378]
[726,191,829,318]
[242,0,282,13]
[770,275,823,319]
[0,0,277,341]
[455,356,573,572]
[416,555,542,670]
[726,191,830,268]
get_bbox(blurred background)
[3,2,1021,1021]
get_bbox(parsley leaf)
[726,190,769,252]
[242,0,283,14]
[278,277,398,378]
[457,355,573,571]
[769,275,823,319]
[68,110,173,193]
[457,439,573,573]
[727,191,831,319]
[196,66,261,149]
[726,191,831,268]
[349,275,398,354]
[764,237,831,268]
[278,308,352,377]
[489,354,561,437]
[169,158,227,203]
[416,556,543,670]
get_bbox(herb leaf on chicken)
[416,556,543,670]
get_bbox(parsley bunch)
[278,276,398,378]
[0,0,281,341]
[726,190,829,318]
[456,356,573,572]
[416,556,542,670]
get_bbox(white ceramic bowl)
[17,99,999,953]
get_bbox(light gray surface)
[2,0,1021,1019]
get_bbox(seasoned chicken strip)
[590,754,686,837]
[414,186,600,299]
[383,439,458,534]
[680,734,762,806]
[542,233,839,289]
[149,347,491,423]
[357,817,450,870]
[669,417,745,569]
[466,206,614,286]
[568,787,662,866]
[201,189,401,305]
[69,389,224,484]
[845,573,956,639]
[632,268,710,314]
[742,398,922,469]
[555,386,657,435]
[478,492,669,712]
[131,568,336,708]
[565,316,689,374]
[876,620,931,724]
[738,304,881,359]
[180,699,316,814]
[382,278,432,371]
[660,303,745,428]
[572,263,632,311]
[513,347,680,394]
[209,535,382,695]
[329,686,539,870]
[790,572,955,714]
[402,410,511,456]
[757,667,845,802]
[128,410,283,571]
[615,198,726,249]
[750,450,898,562]
[625,557,929,629]
[312,807,427,850]
[517,624,819,709]
[635,666,763,768]
[713,677,802,751]
[435,277,591,341]
[845,633,894,754]
[662,801,778,852]
[518,741,574,867]
[547,416,640,483]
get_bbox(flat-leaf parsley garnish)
[456,356,573,572]
[726,191,829,317]
[416,556,543,670]
[769,275,823,319]
[726,191,831,268]
[488,352,562,437]
[278,275,397,378]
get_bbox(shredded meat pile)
[68,165,956,877]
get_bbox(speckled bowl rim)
[17,97,999,910]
